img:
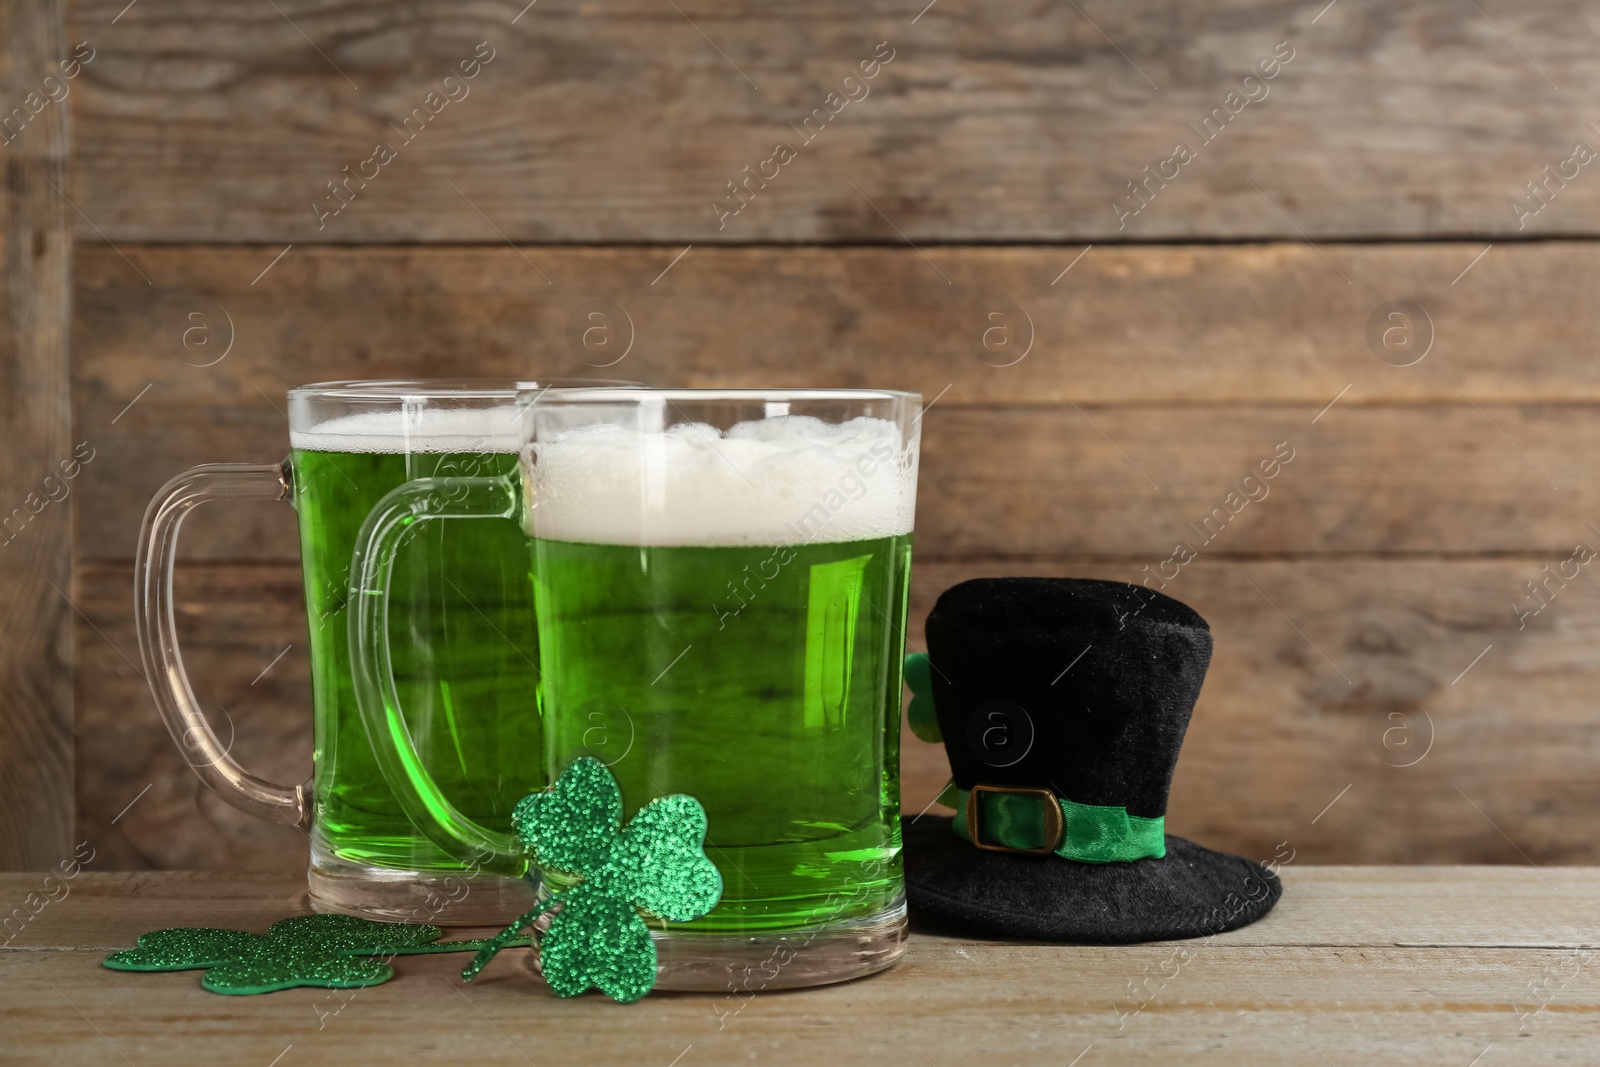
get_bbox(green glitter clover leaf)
[461,755,722,1003]
[104,913,515,995]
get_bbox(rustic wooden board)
[2,871,1596,1066]
[913,559,1600,870]
[73,242,1600,408]
[72,562,312,872]
[74,396,1600,563]
[72,242,1600,562]
[0,0,74,868]
[75,557,1600,871]
[67,0,1600,243]
[10,868,1600,951]
[69,242,1600,871]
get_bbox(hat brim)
[902,815,1282,944]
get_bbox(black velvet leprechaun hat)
[901,577,1282,943]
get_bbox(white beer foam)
[531,416,918,546]
[290,408,522,453]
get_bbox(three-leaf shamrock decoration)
[102,759,716,1003]
[104,914,457,994]
[462,755,723,1003]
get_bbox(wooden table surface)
[1,868,1595,1066]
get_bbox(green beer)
[533,536,910,930]
[527,410,917,935]
[291,412,543,875]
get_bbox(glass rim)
[519,386,922,405]
[287,378,637,402]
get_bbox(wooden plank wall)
[16,0,1600,869]
[0,0,74,868]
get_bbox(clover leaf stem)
[460,897,563,982]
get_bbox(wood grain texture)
[10,867,1600,951]
[72,242,1600,563]
[0,0,74,868]
[67,0,1600,243]
[2,870,1597,1065]
[73,562,311,872]
[73,241,1600,408]
[907,559,1600,870]
[77,398,1600,562]
[76,557,1600,871]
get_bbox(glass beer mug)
[352,388,921,987]
[136,380,621,923]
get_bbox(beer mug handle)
[135,461,311,827]
[348,474,526,871]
